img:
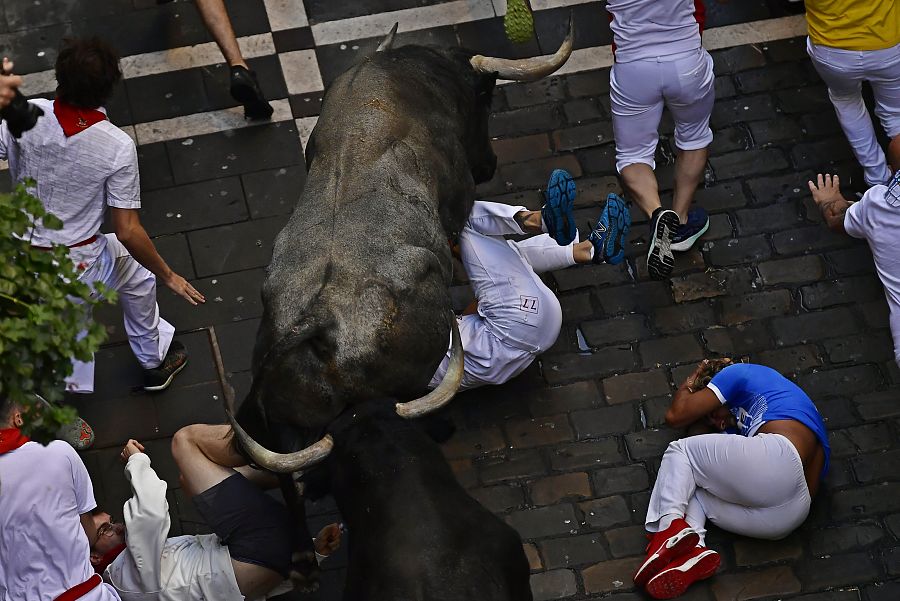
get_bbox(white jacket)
[103,453,244,601]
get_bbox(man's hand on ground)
[120,439,145,462]
[164,273,206,305]
[808,173,845,208]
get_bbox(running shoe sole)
[542,169,577,246]
[602,193,631,265]
[633,526,701,588]
[645,549,721,600]
[143,359,188,392]
[671,219,710,252]
[647,210,679,280]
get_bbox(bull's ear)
[475,74,496,103]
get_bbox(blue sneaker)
[647,208,679,280]
[671,207,710,252]
[542,169,577,246]
[588,193,631,265]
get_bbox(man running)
[605,0,712,280]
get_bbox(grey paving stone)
[552,263,631,292]
[126,69,208,123]
[710,148,789,180]
[565,70,610,98]
[493,133,553,165]
[157,268,267,331]
[746,170,817,205]
[831,482,900,520]
[706,235,772,266]
[530,569,577,601]
[711,96,779,130]
[541,347,637,386]
[852,449,900,484]
[770,307,858,346]
[552,121,613,152]
[558,292,594,323]
[166,122,303,184]
[712,46,768,74]
[640,334,704,367]
[506,414,574,450]
[717,289,793,325]
[581,556,643,595]
[732,535,803,567]
[242,166,306,219]
[506,504,579,540]
[709,126,751,156]
[735,201,808,235]
[693,181,749,212]
[604,524,646,559]
[829,423,893,459]
[798,365,883,399]
[141,177,248,237]
[624,429,679,460]
[602,369,671,406]
[549,439,625,471]
[800,275,884,310]
[214,318,261,374]
[579,495,631,529]
[866,582,900,601]
[468,485,526,514]
[442,426,506,459]
[775,85,833,114]
[773,225,855,255]
[711,566,800,601]
[572,405,635,439]
[825,331,896,364]
[478,449,548,485]
[826,246,876,277]
[796,552,881,590]
[758,255,825,286]
[490,104,565,138]
[528,381,603,416]
[188,215,288,277]
[672,267,757,302]
[540,533,608,569]
[595,281,673,315]
[748,116,805,146]
[755,345,821,375]
[530,473,592,506]
[653,301,717,334]
[809,524,885,556]
[581,315,651,346]
[563,97,603,124]
[591,465,649,496]
[137,142,175,192]
[736,62,817,94]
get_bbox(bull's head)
[229,20,574,474]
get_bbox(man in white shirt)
[605,0,713,280]
[89,426,341,601]
[0,38,205,393]
[809,171,900,367]
[0,396,121,601]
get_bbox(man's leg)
[194,0,245,67]
[172,425,287,599]
[808,39,892,186]
[194,0,273,119]
[866,43,900,175]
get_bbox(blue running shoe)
[588,193,631,265]
[671,207,710,252]
[647,207,679,280]
[542,169,577,246]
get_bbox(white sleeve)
[843,184,888,240]
[60,441,97,514]
[0,118,11,160]
[123,453,170,591]
[105,141,141,209]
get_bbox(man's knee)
[171,424,209,458]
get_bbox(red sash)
[0,428,30,455]
[53,99,107,137]
[93,543,126,574]
[53,574,102,601]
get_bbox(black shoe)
[229,66,274,120]
[144,341,188,392]
[647,208,679,280]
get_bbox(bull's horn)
[226,409,334,473]
[376,23,399,52]
[396,313,464,419]
[470,14,574,81]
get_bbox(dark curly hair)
[55,37,122,108]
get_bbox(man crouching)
[90,426,339,600]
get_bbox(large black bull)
[228,23,574,470]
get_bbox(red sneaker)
[645,546,721,599]
[633,518,700,587]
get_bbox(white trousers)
[645,433,811,545]
[610,48,716,172]
[66,234,174,393]
[807,39,900,186]
[429,201,574,390]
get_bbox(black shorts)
[193,473,294,578]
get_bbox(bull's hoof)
[289,550,321,594]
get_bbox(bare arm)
[110,207,205,305]
[665,360,724,429]
[808,173,851,235]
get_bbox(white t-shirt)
[0,97,141,266]
[606,0,703,63]
[0,441,121,601]
[844,173,900,366]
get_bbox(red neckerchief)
[93,543,126,574]
[0,428,30,455]
[53,99,107,137]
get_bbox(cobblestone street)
[6,1,900,600]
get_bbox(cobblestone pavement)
[8,0,900,599]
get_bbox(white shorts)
[807,39,900,186]
[646,432,811,543]
[610,48,715,172]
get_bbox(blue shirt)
[708,363,830,476]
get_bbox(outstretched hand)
[164,273,205,306]
[120,439,145,463]
[0,57,22,110]
[807,173,845,207]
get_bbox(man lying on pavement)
[89,426,340,601]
